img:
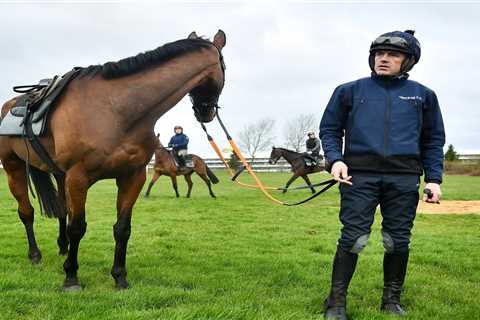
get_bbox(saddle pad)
[0,68,80,136]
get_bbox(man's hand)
[331,161,352,185]
[423,182,442,203]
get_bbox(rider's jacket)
[320,74,445,183]
[168,133,189,151]
[306,138,321,155]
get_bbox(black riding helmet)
[369,30,421,74]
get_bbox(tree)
[445,144,459,161]
[283,113,317,152]
[238,118,276,161]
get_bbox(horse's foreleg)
[144,171,160,197]
[112,168,146,289]
[283,174,299,194]
[62,167,89,291]
[3,157,41,264]
[54,174,69,255]
[171,175,179,198]
[184,173,193,198]
[302,175,316,194]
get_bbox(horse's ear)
[188,31,198,39]
[213,29,226,50]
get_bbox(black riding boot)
[381,251,409,316]
[324,246,359,320]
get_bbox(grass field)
[0,171,479,320]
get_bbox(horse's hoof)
[63,278,82,292]
[114,278,129,289]
[58,247,69,256]
[28,250,42,264]
[210,194,216,198]
[144,194,149,198]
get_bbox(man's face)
[308,133,315,139]
[374,50,406,76]
[175,128,182,134]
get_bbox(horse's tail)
[205,165,219,184]
[29,167,66,218]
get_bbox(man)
[319,30,445,319]
[306,131,322,165]
[168,125,189,168]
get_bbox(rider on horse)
[168,125,189,168]
[305,131,321,165]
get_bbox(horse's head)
[189,30,226,123]
[269,146,283,165]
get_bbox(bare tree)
[238,118,276,161]
[284,113,317,152]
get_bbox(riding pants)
[337,172,420,254]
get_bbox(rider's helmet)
[369,30,421,74]
[174,125,183,133]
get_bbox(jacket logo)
[399,95,423,101]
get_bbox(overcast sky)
[1,1,479,157]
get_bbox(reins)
[199,107,337,206]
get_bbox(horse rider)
[168,125,189,168]
[306,131,321,165]
[319,30,445,319]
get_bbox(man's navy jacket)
[168,133,189,151]
[319,75,445,183]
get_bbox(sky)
[1,1,479,157]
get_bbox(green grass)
[0,171,479,320]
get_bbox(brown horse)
[144,136,219,198]
[268,147,325,193]
[0,30,226,290]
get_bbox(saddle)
[171,151,194,169]
[304,154,324,167]
[0,68,81,136]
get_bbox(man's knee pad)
[381,230,395,253]
[349,234,370,253]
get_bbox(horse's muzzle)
[192,103,217,123]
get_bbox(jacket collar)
[371,72,409,88]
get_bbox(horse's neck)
[99,49,218,131]
[281,149,300,164]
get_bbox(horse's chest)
[106,144,152,171]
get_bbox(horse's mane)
[79,38,212,79]
[274,147,302,156]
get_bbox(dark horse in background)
[0,30,226,290]
[144,135,219,198]
[269,147,325,193]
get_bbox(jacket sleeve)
[313,138,321,153]
[177,135,189,148]
[319,85,349,164]
[421,90,446,184]
[168,136,174,147]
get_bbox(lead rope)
[200,107,337,206]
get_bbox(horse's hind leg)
[2,157,41,264]
[184,173,193,198]
[112,168,146,289]
[197,172,215,198]
[144,171,160,197]
[54,174,69,255]
[302,175,316,194]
